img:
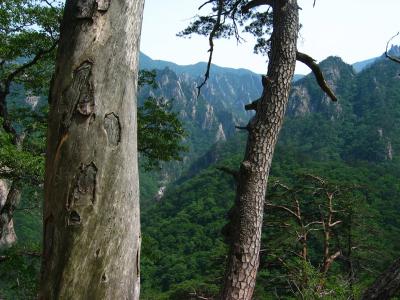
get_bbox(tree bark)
[39,0,144,299]
[0,180,20,248]
[361,258,400,300]
[222,1,299,299]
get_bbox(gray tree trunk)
[361,258,400,300]
[0,180,20,248]
[222,1,299,299]
[39,0,144,299]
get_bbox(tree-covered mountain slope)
[140,55,400,299]
[2,50,400,299]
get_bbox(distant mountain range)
[352,44,400,72]
[140,44,400,81]
[138,46,400,188]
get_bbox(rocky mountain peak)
[287,56,354,118]
[387,44,400,57]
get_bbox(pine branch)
[296,51,338,102]
[241,0,273,14]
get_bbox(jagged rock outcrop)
[215,123,227,142]
[287,56,355,119]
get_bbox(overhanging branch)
[296,51,338,102]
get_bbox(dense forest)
[1,0,400,299]
[2,50,400,299]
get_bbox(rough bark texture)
[361,258,400,300]
[222,1,299,299]
[39,0,144,299]
[0,180,20,248]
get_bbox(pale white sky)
[141,0,400,74]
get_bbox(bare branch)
[304,173,326,185]
[198,0,213,10]
[266,203,300,221]
[305,221,323,228]
[197,0,224,96]
[235,125,249,131]
[296,51,338,102]
[271,181,290,191]
[385,32,400,64]
[329,220,342,227]
[241,0,273,14]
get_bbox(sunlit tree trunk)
[39,0,144,298]
[222,1,299,299]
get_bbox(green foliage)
[0,116,44,183]
[0,243,41,300]
[138,97,187,170]
[137,69,187,170]
[178,0,273,55]
[0,0,62,94]
[140,104,400,298]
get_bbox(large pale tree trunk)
[39,0,144,299]
[222,1,299,299]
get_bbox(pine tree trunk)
[361,258,400,300]
[222,1,299,299]
[39,0,144,299]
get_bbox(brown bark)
[222,1,299,299]
[39,0,144,299]
[361,258,400,300]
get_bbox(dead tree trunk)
[222,1,299,299]
[39,0,144,299]
[361,258,400,300]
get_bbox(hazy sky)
[141,0,400,74]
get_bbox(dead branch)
[197,0,224,96]
[296,51,338,102]
[266,203,300,221]
[329,220,342,227]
